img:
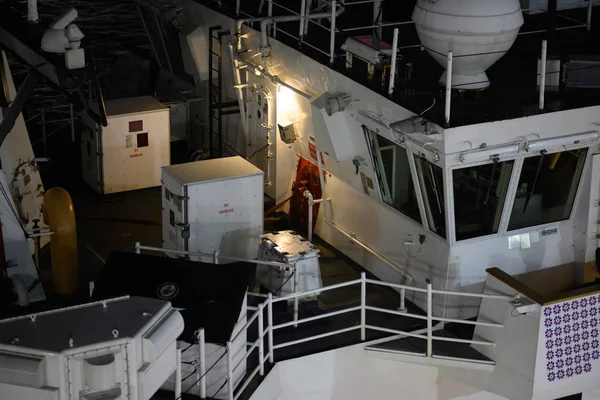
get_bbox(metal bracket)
[0,70,40,148]
[176,222,190,239]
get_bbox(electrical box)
[278,122,298,144]
[0,296,184,400]
[162,156,264,262]
[257,230,322,298]
[81,96,171,194]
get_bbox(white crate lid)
[260,230,320,262]
[105,96,168,117]
[162,156,264,185]
[0,296,170,353]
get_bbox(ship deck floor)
[14,178,425,399]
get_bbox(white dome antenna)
[412,0,524,90]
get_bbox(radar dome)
[412,0,524,90]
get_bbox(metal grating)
[366,329,495,365]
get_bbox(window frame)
[414,152,449,241]
[448,144,592,244]
[503,146,591,236]
[447,156,521,246]
[363,127,430,232]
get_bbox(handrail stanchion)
[539,40,547,111]
[445,51,453,126]
[399,288,407,312]
[330,1,337,64]
[135,242,140,254]
[198,329,206,399]
[587,0,593,32]
[293,266,299,328]
[267,293,275,363]
[175,345,182,399]
[226,342,233,400]
[426,279,433,357]
[258,303,265,376]
[307,195,314,241]
[299,0,307,41]
[360,272,366,341]
[388,28,399,95]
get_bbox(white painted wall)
[185,4,600,320]
[250,342,508,400]
[1,52,47,247]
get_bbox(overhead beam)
[0,70,40,147]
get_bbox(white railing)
[221,0,594,129]
[185,271,514,400]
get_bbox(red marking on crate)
[219,203,234,214]
[130,153,144,158]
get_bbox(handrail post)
[307,197,313,242]
[360,272,366,341]
[293,266,299,328]
[587,0,593,32]
[258,303,265,376]
[135,242,141,254]
[175,346,182,399]
[299,0,307,42]
[330,1,337,64]
[444,51,453,126]
[267,293,275,363]
[539,40,547,111]
[389,28,399,95]
[226,341,233,400]
[426,279,433,357]
[399,288,407,312]
[198,329,206,399]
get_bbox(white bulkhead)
[181,4,600,321]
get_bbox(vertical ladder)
[208,26,240,158]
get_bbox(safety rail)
[216,0,596,128]
[186,271,517,400]
[135,245,515,398]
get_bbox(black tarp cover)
[92,251,255,345]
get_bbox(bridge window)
[366,131,422,225]
[414,155,446,239]
[508,148,588,231]
[453,160,514,241]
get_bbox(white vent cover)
[412,0,524,90]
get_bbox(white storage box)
[82,96,171,194]
[257,230,322,298]
[162,156,264,262]
[0,296,184,400]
